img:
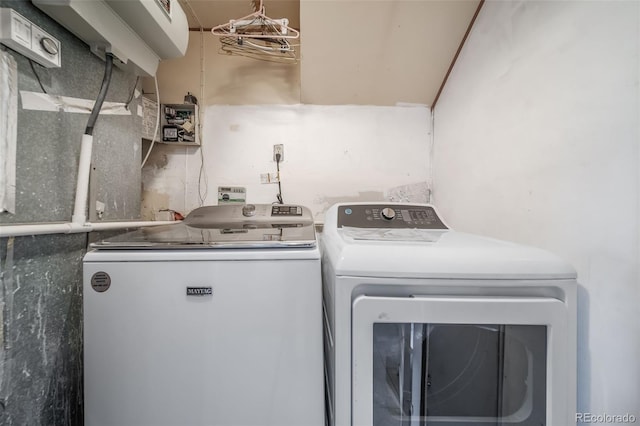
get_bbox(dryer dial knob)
[242,204,256,217]
[381,207,396,220]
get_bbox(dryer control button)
[381,207,396,220]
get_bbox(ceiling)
[179,0,301,29]
[177,0,481,106]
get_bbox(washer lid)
[91,204,317,249]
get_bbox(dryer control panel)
[337,204,448,229]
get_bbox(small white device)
[0,8,61,68]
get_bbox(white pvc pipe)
[1,65,182,240]
[72,133,94,224]
[140,75,160,168]
[0,220,177,238]
[0,63,183,240]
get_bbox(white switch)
[0,8,61,68]
[11,14,31,47]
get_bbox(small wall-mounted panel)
[160,103,199,146]
[0,8,61,68]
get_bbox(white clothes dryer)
[83,204,324,426]
[320,203,577,426]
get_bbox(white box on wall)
[0,8,61,68]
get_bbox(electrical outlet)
[273,144,284,162]
[260,173,279,184]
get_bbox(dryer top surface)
[321,203,576,280]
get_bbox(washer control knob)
[381,207,396,220]
[242,204,256,217]
[40,37,59,55]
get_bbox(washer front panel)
[83,258,324,426]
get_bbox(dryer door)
[352,296,570,426]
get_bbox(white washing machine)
[83,204,324,426]
[320,203,577,426]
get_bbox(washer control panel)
[185,204,311,228]
[337,204,447,229]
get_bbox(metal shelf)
[155,141,200,146]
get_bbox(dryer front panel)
[352,296,570,426]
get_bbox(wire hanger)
[211,0,299,39]
[211,0,300,64]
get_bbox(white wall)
[433,0,639,418]
[142,104,431,221]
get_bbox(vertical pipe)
[72,54,113,224]
[71,133,93,224]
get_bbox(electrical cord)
[29,59,47,94]
[276,153,283,204]
[197,27,209,205]
[85,53,114,135]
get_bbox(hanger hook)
[251,0,264,13]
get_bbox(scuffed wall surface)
[0,0,142,424]
[0,235,85,425]
[141,104,432,222]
